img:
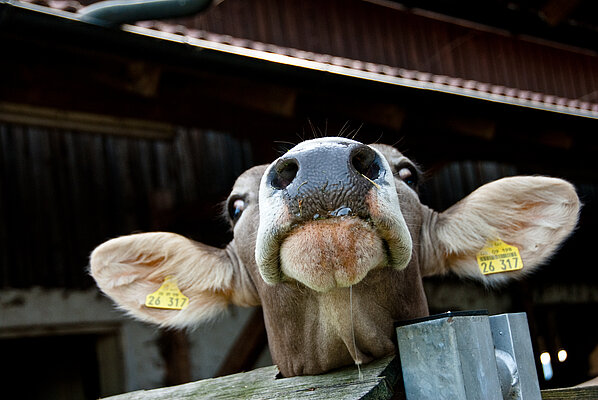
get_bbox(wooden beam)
[0,102,175,140]
[541,385,598,399]
[96,333,126,397]
[158,330,192,386]
[98,344,598,400]
[541,0,582,27]
[102,355,401,399]
[445,115,496,140]
[215,308,268,377]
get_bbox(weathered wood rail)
[541,385,598,400]
[102,354,598,399]
[103,355,402,399]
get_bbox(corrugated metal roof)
[131,20,598,119]
[12,0,598,118]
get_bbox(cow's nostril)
[351,145,380,181]
[271,158,299,190]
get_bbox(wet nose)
[266,141,386,218]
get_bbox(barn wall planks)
[0,124,253,289]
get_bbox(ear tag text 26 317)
[476,239,523,275]
[145,275,189,310]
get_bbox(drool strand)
[350,285,363,381]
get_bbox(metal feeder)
[396,311,541,400]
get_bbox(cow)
[90,137,580,378]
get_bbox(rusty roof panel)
[176,0,598,102]
[14,0,598,116]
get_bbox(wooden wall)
[0,123,252,289]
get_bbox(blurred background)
[1,0,597,398]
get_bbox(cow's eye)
[228,197,246,222]
[398,166,418,188]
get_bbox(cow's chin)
[279,217,387,292]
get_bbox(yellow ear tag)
[476,239,524,275]
[145,275,189,310]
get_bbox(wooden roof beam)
[541,0,582,26]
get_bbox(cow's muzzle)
[256,138,412,291]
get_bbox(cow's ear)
[420,177,580,285]
[90,232,259,328]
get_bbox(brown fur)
[280,217,385,292]
[90,139,580,377]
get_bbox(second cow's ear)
[420,176,580,285]
[90,232,260,328]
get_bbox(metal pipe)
[78,0,216,27]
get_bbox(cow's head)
[90,137,580,377]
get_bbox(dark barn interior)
[1,0,597,397]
